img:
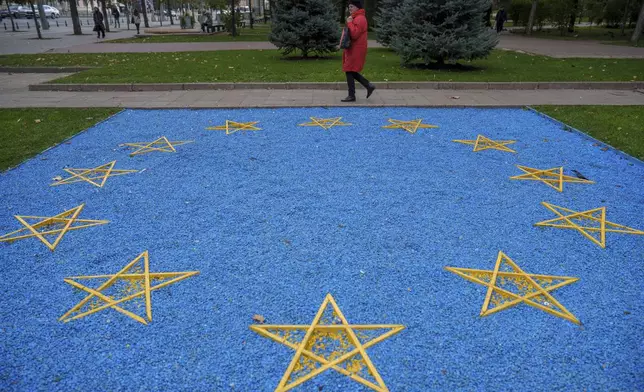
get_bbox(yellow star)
[535,202,644,248]
[510,165,594,192]
[453,134,517,153]
[206,120,261,135]
[298,117,352,130]
[446,251,580,324]
[382,118,438,134]
[250,294,404,392]
[59,251,199,325]
[51,160,139,188]
[0,204,108,251]
[120,136,193,157]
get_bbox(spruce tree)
[269,0,340,57]
[374,0,399,46]
[390,0,498,65]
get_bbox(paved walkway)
[497,35,644,58]
[2,73,642,108]
[2,27,644,58]
[42,36,644,58]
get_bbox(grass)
[511,26,641,46]
[0,108,121,172]
[0,49,642,84]
[535,105,644,160]
[0,107,640,172]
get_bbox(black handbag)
[340,26,351,49]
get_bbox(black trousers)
[346,72,370,97]
[96,25,105,38]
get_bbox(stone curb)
[28,81,644,92]
[0,66,95,73]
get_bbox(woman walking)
[132,9,141,35]
[93,7,106,39]
[341,0,375,102]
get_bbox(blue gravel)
[0,108,642,391]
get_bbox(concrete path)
[2,27,644,58]
[2,73,642,108]
[498,34,644,59]
[42,36,644,58]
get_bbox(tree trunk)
[248,0,253,28]
[6,3,16,31]
[37,0,49,30]
[568,0,579,33]
[101,0,110,31]
[526,0,537,35]
[339,0,345,24]
[621,0,631,36]
[631,2,644,44]
[29,1,42,38]
[364,0,376,28]
[141,0,150,27]
[230,0,236,36]
[69,0,82,34]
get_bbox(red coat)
[342,9,368,72]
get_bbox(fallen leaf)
[450,96,460,99]
[85,117,94,120]
[52,176,63,181]
[34,119,41,123]
[252,314,265,324]
[600,147,609,151]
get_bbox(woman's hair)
[348,0,363,8]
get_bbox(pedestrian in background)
[112,5,121,28]
[93,7,106,39]
[132,8,141,35]
[495,7,507,33]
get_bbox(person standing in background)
[132,8,141,34]
[112,5,121,28]
[93,7,106,39]
[495,7,507,33]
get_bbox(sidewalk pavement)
[498,34,644,58]
[2,28,644,58]
[2,73,642,108]
[42,36,644,58]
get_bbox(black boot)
[341,96,356,102]
[366,84,375,99]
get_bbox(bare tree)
[526,0,537,35]
[631,1,644,44]
[5,2,16,31]
[68,0,82,34]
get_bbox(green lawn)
[0,108,121,172]
[0,106,640,172]
[535,105,644,160]
[511,26,640,46]
[1,49,642,84]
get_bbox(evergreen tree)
[390,0,498,65]
[374,0,399,46]
[269,0,340,57]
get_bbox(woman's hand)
[346,16,353,23]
